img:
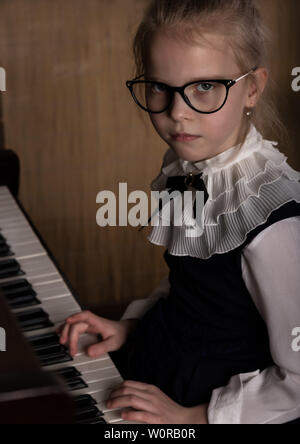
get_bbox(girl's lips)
[172,134,200,142]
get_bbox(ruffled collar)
[148,124,300,259]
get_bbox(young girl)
[59,0,300,424]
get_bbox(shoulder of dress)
[240,201,300,251]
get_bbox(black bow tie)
[166,173,209,204]
[139,173,209,231]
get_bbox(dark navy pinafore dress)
[109,200,300,413]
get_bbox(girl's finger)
[68,322,89,356]
[107,394,154,413]
[56,323,65,335]
[59,323,70,344]
[67,311,98,324]
[107,387,152,406]
[87,335,116,358]
[66,311,92,324]
[66,311,105,331]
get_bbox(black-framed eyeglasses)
[126,66,258,114]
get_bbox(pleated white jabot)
[148,124,300,259]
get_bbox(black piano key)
[75,407,105,423]
[6,293,40,309]
[74,394,98,412]
[0,243,13,257]
[76,405,105,418]
[0,278,37,296]
[53,367,88,391]
[33,340,67,355]
[28,333,73,366]
[0,259,25,279]
[54,367,81,379]
[73,396,106,425]
[0,235,9,248]
[28,332,60,350]
[67,378,88,391]
[0,234,7,243]
[77,416,107,425]
[0,279,40,308]
[38,345,73,366]
[15,308,54,332]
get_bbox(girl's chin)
[171,145,207,163]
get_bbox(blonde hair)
[131,0,288,148]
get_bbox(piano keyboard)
[0,185,139,425]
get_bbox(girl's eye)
[196,83,214,92]
[152,83,167,93]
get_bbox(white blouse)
[120,124,300,424]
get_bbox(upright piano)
[0,149,137,424]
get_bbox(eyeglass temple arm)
[234,66,258,84]
[131,74,145,82]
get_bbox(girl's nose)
[168,91,194,120]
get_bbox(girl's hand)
[57,311,139,358]
[106,380,208,424]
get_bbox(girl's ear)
[246,67,268,108]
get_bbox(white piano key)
[0,218,32,231]
[71,377,123,399]
[47,355,114,373]
[12,294,80,315]
[84,389,116,406]
[1,225,39,244]
[6,241,46,259]
[82,367,120,384]
[0,255,60,284]
[75,359,115,374]
[67,351,111,367]
[26,274,64,286]
[103,409,124,423]
[72,333,100,356]
[49,308,82,324]
[0,200,22,211]
[33,279,73,302]
[0,209,25,221]
[98,401,144,424]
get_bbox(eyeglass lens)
[131,81,227,113]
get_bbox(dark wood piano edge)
[0,149,20,198]
[0,291,75,424]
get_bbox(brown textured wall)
[0,0,299,319]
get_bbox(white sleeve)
[120,277,170,321]
[208,216,300,424]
